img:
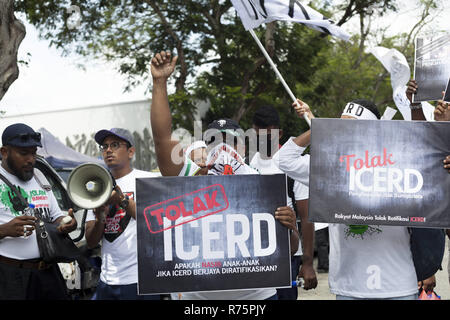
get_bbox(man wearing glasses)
[0,123,77,299]
[85,128,160,300]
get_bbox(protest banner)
[136,174,291,295]
[308,118,450,228]
[413,33,450,102]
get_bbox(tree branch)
[0,0,26,101]
[145,0,187,92]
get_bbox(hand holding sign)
[434,92,450,121]
[444,155,450,174]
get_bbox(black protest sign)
[444,78,450,102]
[136,174,291,295]
[413,33,450,102]
[309,118,450,228]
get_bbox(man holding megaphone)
[83,128,160,300]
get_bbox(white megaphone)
[67,163,115,209]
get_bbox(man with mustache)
[0,123,77,299]
[85,128,160,300]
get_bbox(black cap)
[2,123,42,148]
[94,128,134,146]
[207,118,241,135]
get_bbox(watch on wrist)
[120,194,130,209]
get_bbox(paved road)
[297,238,450,300]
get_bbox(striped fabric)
[231,0,351,41]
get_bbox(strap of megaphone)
[0,173,28,208]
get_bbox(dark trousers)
[315,227,329,270]
[0,261,69,300]
[92,280,161,300]
[277,255,302,300]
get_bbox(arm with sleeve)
[275,137,310,186]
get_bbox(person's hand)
[292,99,315,120]
[298,264,318,290]
[274,206,297,230]
[418,274,436,293]
[106,185,124,206]
[0,215,36,238]
[444,155,450,174]
[93,204,109,224]
[57,208,78,234]
[406,79,419,104]
[434,92,450,121]
[151,51,178,81]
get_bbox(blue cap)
[2,123,42,148]
[94,128,134,147]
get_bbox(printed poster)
[413,33,450,102]
[136,174,291,295]
[444,78,450,102]
[309,118,450,228]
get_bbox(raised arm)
[275,99,313,185]
[406,79,426,121]
[150,51,184,176]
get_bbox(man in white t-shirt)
[0,123,77,299]
[151,50,299,300]
[278,99,419,300]
[85,128,160,300]
[250,105,317,299]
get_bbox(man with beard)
[0,123,77,299]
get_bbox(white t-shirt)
[251,152,302,256]
[86,169,159,285]
[0,166,64,260]
[172,156,277,300]
[278,137,418,298]
[328,224,418,298]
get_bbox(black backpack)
[409,227,446,281]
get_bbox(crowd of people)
[0,49,448,300]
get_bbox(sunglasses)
[6,132,41,144]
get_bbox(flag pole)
[249,28,311,127]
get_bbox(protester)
[406,80,449,293]
[250,105,317,299]
[432,92,450,287]
[85,128,160,300]
[0,123,77,299]
[278,99,420,300]
[150,50,299,300]
[185,140,207,176]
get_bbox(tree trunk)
[0,0,26,101]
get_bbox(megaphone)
[67,163,115,209]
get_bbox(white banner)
[231,0,351,41]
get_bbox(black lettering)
[259,0,267,17]
[289,0,310,19]
[346,103,354,113]
[355,106,364,116]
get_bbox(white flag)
[231,0,351,41]
[370,46,410,92]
